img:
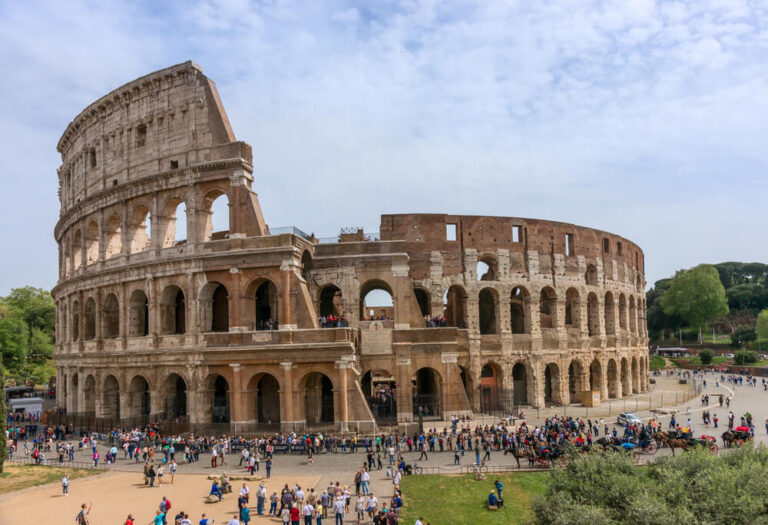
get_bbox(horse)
[595,436,621,451]
[659,432,689,456]
[505,446,537,468]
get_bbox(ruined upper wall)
[379,213,645,279]
[56,61,248,213]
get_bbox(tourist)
[148,465,157,487]
[75,503,92,525]
[356,495,365,523]
[151,509,165,525]
[256,482,267,515]
[169,460,177,484]
[240,482,250,504]
[157,463,165,486]
[303,500,315,525]
[62,473,69,496]
[227,513,240,525]
[159,496,171,525]
[124,514,134,525]
[198,513,212,525]
[266,456,272,478]
[269,491,279,516]
[333,496,346,525]
[290,505,301,525]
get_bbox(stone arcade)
[53,61,650,433]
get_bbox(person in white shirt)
[240,482,250,503]
[415,518,425,525]
[61,474,69,496]
[227,513,240,525]
[333,498,345,525]
[303,502,315,521]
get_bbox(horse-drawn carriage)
[659,430,718,455]
[722,426,753,448]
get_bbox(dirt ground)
[0,471,320,524]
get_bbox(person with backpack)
[75,503,92,525]
[159,496,171,525]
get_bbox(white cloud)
[0,0,767,294]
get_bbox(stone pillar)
[337,361,349,431]
[279,263,294,329]
[396,357,412,423]
[119,388,131,424]
[229,364,244,423]
[280,362,296,429]
[76,370,86,415]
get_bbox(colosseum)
[53,61,650,433]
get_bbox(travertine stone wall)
[54,63,649,433]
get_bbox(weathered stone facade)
[53,62,650,432]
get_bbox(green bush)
[532,447,768,524]
[731,327,757,347]
[698,348,714,365]
[734,350,758,365]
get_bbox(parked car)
[617,412,642,426]
[724,354,734,358]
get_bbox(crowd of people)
[318,315,350,328]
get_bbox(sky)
[1,0,767,296]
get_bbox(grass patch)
[0,464,100,495]
[687,356,730,365]
[398,471,549,524]
[649,356,666,370]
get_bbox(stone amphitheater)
[53,61,649,433]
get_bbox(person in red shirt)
[290,505,300,525]
[124,514,134,525]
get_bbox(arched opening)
[631,357,640,393]
[565,288,580,328]
[478,288,498,334]
[104,213,122,259]
[83,297,96,341]
[210,375,230,423]
[83,375,96,415]
[128,375,150,423]
[413,367,441,418]
[629,296,637,334]
[71,301,80,341]
[102,293,119,339]
[301,251,312,281]
[319,285,343,318]
[604,292,616,335]
[509,286,528,334]
[102,375,120,421]
[128,290,149,337]
[70,374,79,413]
[254,280,278,330]
[85,221,99,265]
[203,192,230,241]
[585,263,598,286]
[568,361,584,402]
[479,363,501,413]
[72,229,82,268]
[477,258,496,281]
[256,374,281,424]
[212,284,229,332]
[539,287,557,329]
[361,369,396,421]
[607,359,619,399]
[619,294,628,331]
[414,288,430,318]
[587,292,599,336]
[544,363,562,405]
[589,359,602,392]
[512,363,528,405]
[164,374,187,418]
[160,286,186,334]
[160,198,187,247]
[621,357,630,395]
[459,365,473,407]
[128,205,151,254]
[443,285,467,328]
[360,281,393,321]
[304,372,334,425]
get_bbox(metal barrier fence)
[5,456,104,470]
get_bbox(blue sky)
[1,0,767,295]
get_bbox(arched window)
[414,288,430,318]
[510,286,528,334]
[539,287,557,329]
[72,229,83,268]
[254,280,278,330]
[319,285,343,317]
[443,286,467,328]
[84,297,96,340]
[360,281,393,321]
[128,205,151,254]
[212,285,229,332]
[85,221,99,264]
[565,288,580,327]
[160,198,187,247]
[587,292,599,336]
[160,286,186,334]
[203,192,230,241]
[478,288,498,334]
[128,290,149,337]
[585,264,598,286]
[104,213,122,259]
[477,257,496,281]
[604,292,616,335]
[102,293,119,339]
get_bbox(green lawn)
[649,356,666,370]
[687,356,730,365]
[0,464,100,494]
[398,472,549,525]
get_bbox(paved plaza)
[5,372,768,523]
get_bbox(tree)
[698,349,714,365]
[662,264,729,343]
[0,355,5,473]
[731,327,757,348]
[734,350,758,365]
[757,309,768,340]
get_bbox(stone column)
[278,264,294,330]
[395,357,413,423]
[280,362,296,430]
[76,369,86,415]
[229,364,244,423]
[336,361,349,431]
